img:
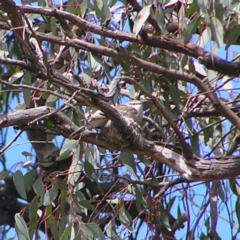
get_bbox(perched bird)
[69,100,146,144]
[83,99,144,130]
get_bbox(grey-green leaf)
[15,213,30,240]
[24,170,37,189]
[43,185,58,206]
[57,139,78,161]
[120,152,136,175]
[133,4,151,36]
[0,171,9,180]
[33,177,45,205]
[13,170,27,200]
[8,70,24,84]
[87,223,105,240]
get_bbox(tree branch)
[2,107,240,181]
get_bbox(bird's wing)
[116,105,138,114]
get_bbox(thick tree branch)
[0,3,239,76]
[1,1,240,137]
[9,5,240,76]
[2,107,240,181]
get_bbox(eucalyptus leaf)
[133,5,151,36]
[68,144,82,185]
[33,177,45,205]
[13,170,27,200]
[22,71,32,108]
[57,139,78,161]
[24,170,37,189]
[0,171,9,180]
[43,185,58,206]
[15,213,30,240]
[210,17,224,48]
[93,0,111,22]
[29,196,39,222]
[120,152,136,175]
[8,70,24,84]
[87,223,105,240]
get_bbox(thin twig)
[0,130,23,155]
[28,90,79,125]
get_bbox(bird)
[69,100,145,139]
[83,99,144,130]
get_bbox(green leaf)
[131,185,143,210]
[68,144,82,185]
[85,145,98,166]
[141,74,153,93]
[15,213,30,240]
[48,214,57,239]
[73,191,86,201]
[73,192,88,215]
[133,4,152,36]
[60,224,72,240]
[50,15,57,35]
[57,139,78,161]
[37,0,46,7]
[210,17,224,48]
[119,208,135,232]
[74,182,85,192]
[39,162,54,168]
[79,223,90,239]
[84,160,95,177]
[225,25,240,50]
[59,189,68,215]
[185,1,196,18]
[0,171,9,180]
[87,223,105,240]
[187,15,201,36]
[22,71,32,108]
[195,0,210,23]
[15,102,26,111]
[88,52,102,72]
[79,200,96,212]
[120,152,136,175]
[28,221,38,240]
[119,207,132,226]
[198,26,211,48]
[168,85,184,110]
[137,155,151,167]
[236,199,240,233]
[154,5,164,32]
[33,177,45,205]
[43,185,58,206]
[192,62,207,77]
[80,0,88,17]
[93,0,111,23]
[58,216,67,238]
[0,41,9,57]
[24,170,37,189]
[167,196,176,210]
[8,70,24,84]
[29,196,39,222]
[13,170,27,200]
[160,211,171,231]
[46,91,60,104]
